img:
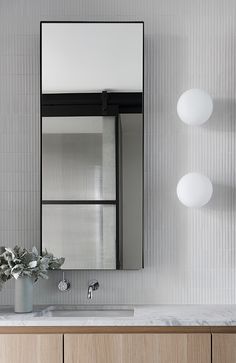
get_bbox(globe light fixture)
[176,172,213,208]
[177,89,213,126]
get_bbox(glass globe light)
[177,89,213,126]
[177,173,213,208]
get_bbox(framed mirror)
[40,22,144,270]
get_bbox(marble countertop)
[0,305,235,326]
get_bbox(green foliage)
[0,246,65,289]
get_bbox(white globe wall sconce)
[177,89,213,126]
[176,173,213,208]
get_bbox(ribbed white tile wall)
[0,0,235,305]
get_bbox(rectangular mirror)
[41,22,144,270]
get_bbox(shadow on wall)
[207,183,236,212]
[205,98,236,132]
[203,98,235,212]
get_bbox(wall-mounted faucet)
[87,280,99,300]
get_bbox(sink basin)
[43,306,134,318]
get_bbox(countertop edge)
[0,326,236,334]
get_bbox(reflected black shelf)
[42,200,117,205]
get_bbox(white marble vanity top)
[0,305,235,326]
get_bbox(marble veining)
[0,305,235,326]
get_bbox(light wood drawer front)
[0,334,63,363]
[64,333,211,363]
[213,334,236,363]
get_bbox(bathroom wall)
[0,0,235,305]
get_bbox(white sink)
[43,306,134,318]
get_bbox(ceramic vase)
[14,276,33,313]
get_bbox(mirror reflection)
[43,204,116,270]
[42,116,116,201]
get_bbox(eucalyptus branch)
[0,246,65,289]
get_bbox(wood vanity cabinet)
[0,329,235,363]
[0,334,63,363]
[212,334,236,363]
[64,333,211,363]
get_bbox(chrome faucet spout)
[87,280,99,300]
[87,286,93,300]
